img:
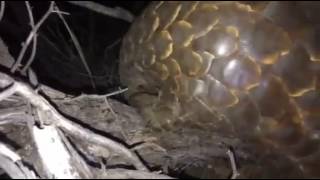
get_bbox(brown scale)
[119,1,320,178]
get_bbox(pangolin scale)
[119,1,320,178]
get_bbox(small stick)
[21,1,37,74]
[227,148,240,179]
[102,87,128,98]
[51,9,70,15]
[104,97,118,119]
[64,87,128,102]
[11,1,55,73]
[67,1,134,23]
[54,4,96,90]
[0,1,5,22]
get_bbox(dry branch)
[227,149,240,179]
[0,1,5,22]
[66,87,128,101]
[11,1,55,73]
[31,125,81,178]
[21,1,37,74]
[0,71,149,172]
[67,1,134,23]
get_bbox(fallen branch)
[30,125,81,178]
[57,116,148,171]
[56,128,93,179]
[0,71,149,172]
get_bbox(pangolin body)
[119,1,320,178]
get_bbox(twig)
[0,1,5,22]
[102,87,128,98]
[21,1,37,74]
[104,38,122,52]
[51,9,70,15]
[11,1,55,73]
[104,97,118,119]
[60,88,125,120]
[54,4,96,90]
[227,149,240,179]
[39,33,70,61]
[130,141,167,153]
[63,87,128,102]
[100,168,175,179]
[0,71,148,171]
[195,96,234,126]
[67,1,134,23]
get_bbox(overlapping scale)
[119,1,320,178]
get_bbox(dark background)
[0,1,149,97]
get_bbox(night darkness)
[0,1,149,97]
